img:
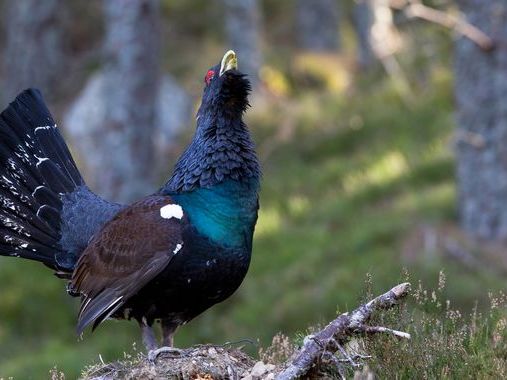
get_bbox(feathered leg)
[162,319,178,347]
[139,319,158,351]
[147,319,181,362]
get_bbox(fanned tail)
[0,88,84,270]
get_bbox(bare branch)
[356,325,411,339]
[276,282,411,380]
[390,0,495,51]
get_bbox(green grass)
[1,52,506,378]
[362,274,507,378]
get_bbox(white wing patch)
[160,204,184,220]
[173,242,183,255]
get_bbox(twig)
[390,0,495,51]
[276,282,411,380]
[321,352,346,380]
[338,353,372,362]
[335,342,360,367]
[218,338,257,348]
[356,325,411,339]
[321,352,343,371]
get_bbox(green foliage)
[364,273,507,378]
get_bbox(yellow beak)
[219,50,238,76]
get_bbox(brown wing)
[71,195,185,334]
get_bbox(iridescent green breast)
[173,179,259,248]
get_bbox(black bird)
[0,50,260,353]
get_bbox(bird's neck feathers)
[161,108,260,248]
[163,107,260,194]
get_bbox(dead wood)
[276,282,411,380]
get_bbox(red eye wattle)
[205,70,215,85]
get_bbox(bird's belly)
[121,243,251,324]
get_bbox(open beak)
[219,50,238,76]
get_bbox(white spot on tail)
[173,243,183,255]
[35,156,49,167]
[34,125,56,133]
[32,185,46,197]
[160,204,183,220]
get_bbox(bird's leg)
[162,319,178,347]
[139,318,158,351]
[148,319,182,362]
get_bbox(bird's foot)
[148,346,185,362]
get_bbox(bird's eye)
[204,70,215,85]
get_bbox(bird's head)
[198,50,251,117]
[164,50,259,193]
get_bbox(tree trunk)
[455,0,507,240]
[101,0,160,201]
[2,0,68,103]
[296,0,340,52]
[352,0,376,69]
[223,0,262,86]
[65,0,161,203]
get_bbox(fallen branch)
[390,0,495,51]
[357,325,411,339]
[276,282,411,380]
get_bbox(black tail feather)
[0,88,85,270]
[32,185,62,210]
[36,159,75,193]
[0,210,56,247]
[0,187,57,237]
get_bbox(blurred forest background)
[0,0,506,378]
